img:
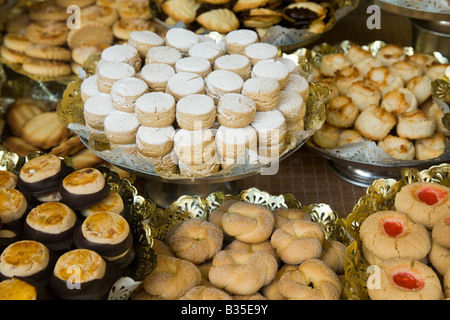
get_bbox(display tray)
[374,0,450,20]
[342,162,450,300]
[300,40,450,186]
[0,150,157,300]
[57,52,328,185]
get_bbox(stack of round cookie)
[80,27,309,177]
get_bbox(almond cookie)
[22,112,71,149]
[25,44,71,61]
[432,215,450,249]
[395,181,450,229]
[140,63,175,92]
[205,70,244,103]
[360,210,431,265]
[367,258,443,300]
[26,21,68,46]
[217,93,257,128]
[176,94,216,130]
[224,29,258,55]
[110,77,149,113]
[135,92,176,127]
[166,72,205,101]
[162,0,200,24]
[128,30,164,59]
[165,27,199,54]
[0,188,27,228]
[428,241,450,276]
[196,8,240,34]
[213,54,251,80]
[104,111,140,145]
[84,92,114,130]
[66,21,114,49]
[242,77,280,112]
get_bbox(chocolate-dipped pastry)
[0,230,20,254]
[0,188,28,233]
[0,170,18,189]
[0,277,50,300]
[74,212,134,269]
[51,249,116,300]
[23,202,79,252]
[79,190,124,218]
[0,240,55,288]
[59,168,110,211]
[18,154,74,198]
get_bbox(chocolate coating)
[50,261,117,300]
[59,183,110,211]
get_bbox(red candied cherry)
[417,186,447,206]
[382,219,405,237]
[392,271,424,291]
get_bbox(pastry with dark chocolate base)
[74,211,134,269]
[0,188,28,232]
[59,168,110,211]
[0,230,20,254]
[0,240,54,287]
[51,248,116,300]
[0,171,18,189]
[23,202,78,252]
[0,277,49,300]
[79,190,124,218]
[18,154,74,198]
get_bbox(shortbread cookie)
[29,2,69,21]
[0,46,27,64]
[71,45,104,66]
[135,92,176,127]
[21,112,71,149]
[176,94,216,130]
[166,72,205,101]
[140,63,175,92]
[188,41,224,64]
[104,110,140,144]
[101,44,141,72]
[242,77,280,112]
[80,4,118,26]
[243,42,278,65]
[6,98,43,136]
[217,93,257,128]
[213,54,251,80]
[196,8,239,34]
[136,125,176,157]
[110,77,149,113]
[145,46,182,68]
[116,0,152,19]
[128,30,164,59]
[2,32,31,53]
[205,70,244,103]
[251,59,289,89]
[97,61,136,93]
[25,44,71,61]
[66,21,114,49]
[165,27,199,54]
[22,59,71,77]
[2,136,41,156]
[50,135,85,157]
[56,0,95,8]
[112,18,153,41]
[175,57,211,78]
[26,21,68,46]
[162,0,200,24]
[224,29,258,55]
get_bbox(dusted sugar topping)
[101,44,138,63]
[225,29,258,46]
[136,92,175,113]
[146,46,182,65]
[111,77,148,98]
[136,125,175,146]
[19,154,61,183]
[54,249,106,282]
[417,186,447,205]
[205,70,244,92]
[104,110,140,134]
[165,27,199,52]
[62,168,105,195]
[218,93,256,113]
[177,94,215,115]
[174,128,214,147]
[214,54,250,70]
[81,212,130,245]
[97,61,135,80]
[129,30,164,46]
[26,202,77,234]
[251,59,288,82]
[0,240,50,278]
[83,93,114,116]
[140,63,175,84]
[0,278,37,300]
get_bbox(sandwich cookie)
[135,92,176,127]
[23,202,78,252]
[74,212,134,269]
[59,168,110,211]
[0,240,54,287]
[51,248,116,300]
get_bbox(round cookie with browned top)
[59,168,110,211]
[395,182,450,229]
[168,219,223,264]
[432,215,450,249]
[359,211,431,264]
[367,258,443,300]
[354,105,396,141]
[0,171,17,189]
[51,248,115,300]
[0,278,46,300]
[221,201,275,243]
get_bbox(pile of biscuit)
[359,181,450,300]
[131,199,347,300]
[0,154,132,300]
[312,43,449,161]
[80,27,309,177]
[2,97,105,170]
[157,0,332,35]
[0,0,156,78]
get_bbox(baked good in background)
[79,27,309,177]
[0,0,157,78]
[131,200,348,300]
[0,277,49,300]
[311,43,449,161]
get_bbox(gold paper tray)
[342,162,450,300]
